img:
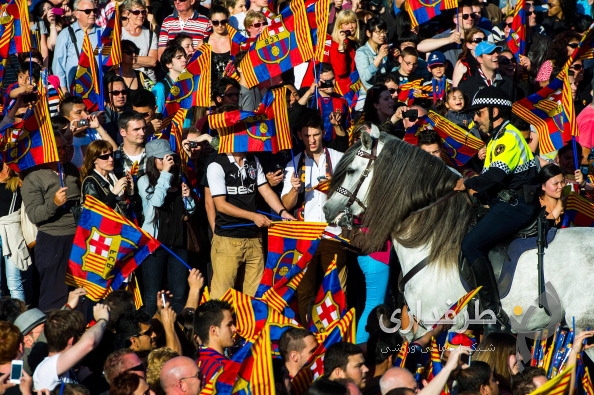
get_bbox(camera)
[77,119,90,128]
[21,92,38,103]
[188,141,200,149]
[319,79,334,89]
[340,30,351,36]
[402,109,418,121]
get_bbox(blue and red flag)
[335,70,364,109]
[427,111,485,166]
[305,0,331,63]
[426,337,444,382]
[0,5,14,60]
[66,195,161,301]
[506,0,526,60]
[308,257,347,333]
[1,87,60,172]
[100,1,122,69]
[210,87,292,153]
[240,0,314,88]
[71,32,101,112]
[255,221,326,298]
[165,43,211,114]
[512,68,575,154]
[405,0,458,29]
[403,114,434,146]
[5,0,31,54]
[260,268,307,319]
[397,79,432,106]
[561,192,594,228]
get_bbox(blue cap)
[475,41,502,57]
[427,51,446,66]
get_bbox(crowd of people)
[1,0,594,392]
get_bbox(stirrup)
[484,308,511,336]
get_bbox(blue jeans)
[0,236,24,301]
[356,255,390,344]
[141,247,189,316]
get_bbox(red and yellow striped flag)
[16,0,31,52]
[82,32,100,94]
[527,364,573,395]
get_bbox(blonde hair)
[331,10,360,44]
[146,347,179,391]
[1,162,21,193]
[244,10,265,30]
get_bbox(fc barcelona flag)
[561,192,594,228]
[397,79,432,105]
[67,196,161,301]
[260,268,306,319]
[0,4,14,59]
[240,0,314,88]
[255,221,326,298]
[427,111,485,166]
[527,364,573,395]
[512,68,575,154]
[582,366,594,395]
[5,0,31,54]
[403,115,434,146]
[506,0,526,60]
[305,0,331,63]
[1,87,60,172]
[211,87,292,154]
[100,1,122,68]
[71,33,101,112]
[165,43,211,114]
[230,326,275,394]
[405,0,458,29]
[308,257,347,333]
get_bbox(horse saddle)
[459,218,558,299]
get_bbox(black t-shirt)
[0,184,21,218]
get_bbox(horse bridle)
[334,137,379,226]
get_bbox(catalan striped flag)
[403,115,434,146]
[429,286,481,330]
[0,5,14,59]
[405,0,458,29]
[71,32,101,112]
[561,192,594,228]
[512,68,574,154]
[427,111,485,166]
[394,341,410,368]
[8,0,31,54]
[576,25,594,61]
[100,0,122,68]
[305,0,331,63]
[66,196,161,301]
[397,79,432,106]
[425,337,443,381]
[240,0,314,88]
[124,273,143,309]
[260,268,306,319]
[527,364,573,395]
[255,221,326,298]
[165,43,211,114]
[308,257,347,333]
[2,87,60,172]
[212,87,292,154]
[230,326,275,394]
[506,0,526,60]
[582,366,594,395]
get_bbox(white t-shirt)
[33,354,77,391]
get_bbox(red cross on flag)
[308,256,346,333]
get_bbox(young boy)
[151,44,188,115]
[422,51,453,105]
[3,62,60,117]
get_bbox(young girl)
[444,88,481,139]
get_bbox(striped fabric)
[405,0,458,30]
[158,11,211,49]
[527,365,573,395]
[561,192,594,228]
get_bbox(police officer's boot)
[469,257,511,336]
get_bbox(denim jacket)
[355,42,398,89]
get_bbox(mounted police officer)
[454,86,539,334]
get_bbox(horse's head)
[324,131,383,228]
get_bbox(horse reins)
[335,137,379,212]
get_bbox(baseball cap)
[427,51,446,67]
[145,139,175,159]
[14,308,46,335]
[475,41,502,57]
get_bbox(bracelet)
[279,208,287,216]
[96,318,108,325]
[64,303,73,310]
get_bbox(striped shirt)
[158,10,212,49]
[196,347,227,382]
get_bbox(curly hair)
[146,347,179,393]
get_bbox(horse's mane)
[359,135,474,270]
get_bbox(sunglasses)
[498,57,516,65]
[211,19,228,26]
[250,21,268,28]
[129,9,147,15]
[470,37,484,44]
[571,64,583,70]
[388,88,397,94]
[96,152,114,160]
[135,327,154,337]
[567,42,580,49]
[110,90,128,96]
[126,363,147,374]
[173,0,187,3]
[77,8,97,14]
[462,13,478,20]
[221,92,240,98]
[526,11,534,16]
[505,22,513,28]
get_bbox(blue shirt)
[52,22,102,91]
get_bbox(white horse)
[323,132,594,361]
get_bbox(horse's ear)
[361,129,374,150]
[369,124,380,138]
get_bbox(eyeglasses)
[461,13,477,20]
[173,0,187,3]
[180,371,203,382]
[96,152,114,160]
[388,88,397,94]
[505,22,513,28]
[129,9,147,15]
[571,63,583,70]
[126,363,147,374]
[470,37,484,44]
[135,327,153,338]
[110,90,128,96]
[567,42,580,49]
[250,21,267,28]
[221,92,240,98]
[373,29,387,35]
[498,57,516,65]
[77,8,98,14]
[211,19,228,26]
[475,108,486,116]
[137,111,151,117]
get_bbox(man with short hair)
[153,45,188,115]
[193,300,236,382]
[33,304,110,390]
[456,361,499,395]
[14,308,47,375]
[158,0,211,59]
[160,356,202,395]
[416,129,461,176]
[458,41,514,101]
[0,322,29,394]
[279,328,318,379]
[104,75,132,143]
[325,342,369,389]
[52,0,102,93]
[129,89,162,139]
[379,367,418,394]
[115,310,157,354]
[103,348,145,384]
[113,111,147,179]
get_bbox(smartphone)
[10,360,23,384]
[161,293,167,306]
[52,7,64,15]
[580,165,589,176]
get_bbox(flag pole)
[572,137,579,173]
[97,30,105,111]
[159,243,192,270]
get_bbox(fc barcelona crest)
[255,23,291,64]
[272,249,301,286]
[311,292,341,332]
[82,227,136,280]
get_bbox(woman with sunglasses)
[106,40,153,93]
[451,27,485,86]
[534,31,581,88]
[244,10,267,39]
[80,140,131,217]
[122,0,158,83]
[204,5,232,83]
